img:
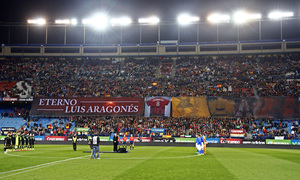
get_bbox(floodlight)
[82,14,108,29]
[27,18,46,25]
[233,11,261,24]
[71,19,78,25]
[138,17,160,24]
[110,17,132,26]
[268,11,293,19]
[55,19,71,24]
[207,13,230,23]
[177,14,199,25]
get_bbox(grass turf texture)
[0,145,300,180]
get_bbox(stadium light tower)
[138,17,160,25]
[268,11,294,19]
[268,11,293,40]
[82,14,108,29]
[27,18,46,25]
[207,13,230,23]
[110,17,132,26]
[233,11,261,24]
[177,14,199,25]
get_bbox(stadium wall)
[2,39,300,57]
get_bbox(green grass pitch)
[0,145,300,180]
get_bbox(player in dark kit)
[4,135,8,154]
[20,133,25,150]
[25,134,29,150]
[4,133,12,152]
[30,134,35,150]
[29,134,32,150]
[11,132,16,150]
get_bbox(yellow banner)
[172,97,210,117]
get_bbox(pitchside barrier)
[2,135,300,146]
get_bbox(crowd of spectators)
[73,116,300,140]
[20,117,73,136]
[251,119,300,140]
[1,107,29,119]
[0,54,298,98]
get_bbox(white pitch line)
[5,153,72,159]
[0,155,89,178]
[91,154,199,160]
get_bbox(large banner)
[30,97,144,116]
[233,97,299,119]
[145,97,171,117]
[172,97,299,118]
[172,97,210,117]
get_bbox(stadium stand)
[0,54,299,98]
[0,117,25,130]
[0,54,299,139]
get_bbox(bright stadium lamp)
[110,17,132,26]
[207,13,230,23]
[55,19,71,24]
[82,14,108,29]
[27,18,46,25]
[71,18,78,25]
[138,17,160,24]
[268,11,293,19]
[177,14,199,25]
[233,11,261,24]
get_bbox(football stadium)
[0,0,300,179]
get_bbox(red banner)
[230,129,245,134]
[30,97,144,116]
[45,136,68,141]
[219,138,242,144]
[2,97,19,101]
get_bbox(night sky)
[0,0,299,23]
[0,0,300,44]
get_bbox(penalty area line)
[0,155,89,179]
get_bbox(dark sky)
[1,0,300,23]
